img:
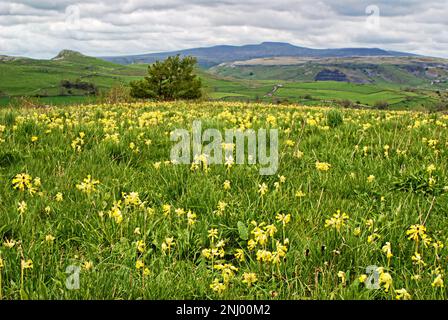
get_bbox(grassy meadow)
[0,101,447,300]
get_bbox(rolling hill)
[101,42,416,68]
[1,47,447,110]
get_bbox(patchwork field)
[0,101,447,299]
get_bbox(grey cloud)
[0,0,446,59]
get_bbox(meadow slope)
[0,101,447,299]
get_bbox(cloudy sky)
[0,0,447,59]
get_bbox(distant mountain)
[101,42,417,67]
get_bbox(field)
[0,101,448,300]
[1,52,446,111]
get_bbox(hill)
[209,56,448,89]
[1,49,447,111]
[0,50,148,99]
[101,42,416,68]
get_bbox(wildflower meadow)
[0,101,447,300]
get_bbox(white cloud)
[0,0,446,58]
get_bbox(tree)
[130,55,202,101]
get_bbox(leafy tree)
[130,55,202,101]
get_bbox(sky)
[0,0,447,59]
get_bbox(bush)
[339,99,353,108]
[374,100,389,110]
[130,55,202,101]
[326,109,344,128]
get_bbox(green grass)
[0,101,447,300]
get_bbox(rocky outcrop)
[315,69,348,82]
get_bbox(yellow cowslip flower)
[324,210,349,231]
[210,278,226,294]
[214,264,238,282]
[44,206,51,215]
[21,259,33,270]
[187,211,197,226]
[17,201,27,215]
[353,227,361,236]
[411,253,426,266]
[427,164,436,174]
[76,175,100,195]
[367,175,375,183]
[258,183,268,196]
[216,240,226,248]
[162,204,171,216]
[242,272,258,287]
[406,224,426,242]
[234,249,245,262]
[55,192,63,202]
[3,239,16,249]
[136,260,144,270]
[252,227,268,245]
[143,268,151,276]
[382,242,393,260]
[136,240,146,253]
[202,249,212,260]
[315,161,331,172]
[223,180,231,190]
[83,261,93,271]
[367,233,380,243]
[45,234,55,243]
[276,213,291,226]
[265,224,278,237]
[12,173,33,192]
[338,271,346,285]
[256,250,273,263]
[108,201,123,224]
[161,237,175,254]
[123,192,141,206]
[247,239,257,251]
[432,275,444,288]
[395,288,411,300]
[433,240,444,250]
[31,136,38,142]
[379,272,393,292]
[175,208,185,216]
[293,150,304,159]
[295,190,306,198]
[134,227,141,235]
[153,162,161,170]
[358,274,368,283]
[208,228,219,240]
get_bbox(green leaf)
[237,221,249,240]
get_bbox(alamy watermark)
[170,120,279,175]
[65,265,80,290]
[365,5,381,31]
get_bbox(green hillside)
[0,50,148,97]
[0,51,447,110]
